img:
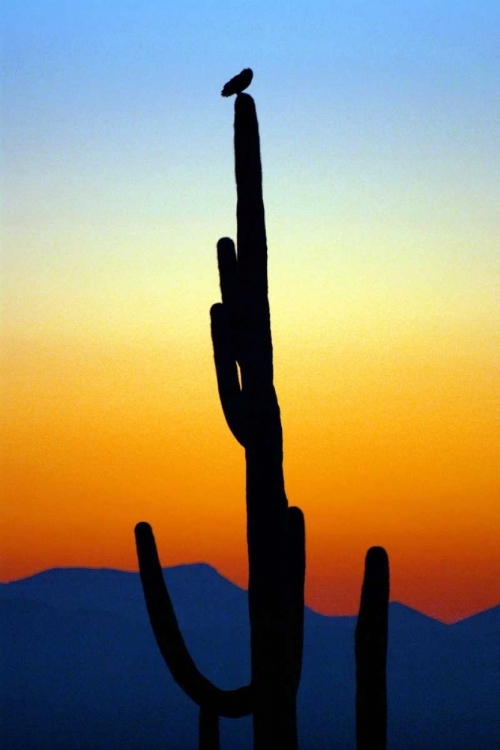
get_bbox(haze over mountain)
[1,565,498,749]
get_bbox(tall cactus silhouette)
[134,90,305,749]
[134,82,391,750]
[355,546,390,750]
[211,92,306,749]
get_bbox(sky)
[2,0,499,623]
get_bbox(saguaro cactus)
[211,92,305,749]
[134,83,391,750]
[135,91,306,750]
[355,546,390,750]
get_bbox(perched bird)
[221,68,253,97]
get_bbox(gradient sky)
[2,1,499,623]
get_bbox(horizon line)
[2,563,498,627]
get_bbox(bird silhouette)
[221,68,253,97]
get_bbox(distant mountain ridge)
[3,563,495,626]
[1,566,499,749]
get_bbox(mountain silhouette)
[1,566,498,749]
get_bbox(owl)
[221,68,253,97]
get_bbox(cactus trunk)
[213,92,301,749]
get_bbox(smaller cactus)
[355,546,390,750]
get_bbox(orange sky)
[2,315,499,623]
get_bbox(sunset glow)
[3,1,499,624]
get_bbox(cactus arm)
[134,522,252,719]
[216,237,240,316]
[210,303,246,446]
[355,546,390,750]
[210,236,247,445]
